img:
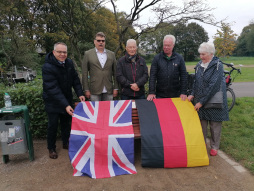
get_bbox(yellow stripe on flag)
[172,98,209,167]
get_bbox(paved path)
[231,82,254,97]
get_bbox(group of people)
[42,32,228,159]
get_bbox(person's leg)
[101,93,113,101]
[90,94,102,101]
[47,113,59,150]
[134,94,145,99]
[121,95,131,100]
[210,121,222,150]
[47,113,59,159]
[60,113,71,149]
[200,120,208,144]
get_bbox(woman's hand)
[187,95,194,102]
[194,102,202,111]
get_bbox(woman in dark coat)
[188,42,229,156]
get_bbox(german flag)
[135,98,209,168]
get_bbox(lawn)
[221,97,254,174]
[185,57,254,82]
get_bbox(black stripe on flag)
[135,99,164,167]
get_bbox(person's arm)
[116,58,132,87]
[199,63,223,106]
[179,56,188,96]
[148,56,158,95]
[147,56,158,101]
[82,51,90,98]
[112,53,119,90]
[135,59,148,88]
[71,59,85,99]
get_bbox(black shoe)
[49,149,58,159]
[63,143,69,150]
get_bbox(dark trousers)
[121,94,145,100]
[47,112,71,150]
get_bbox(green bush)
[0,79,48,138]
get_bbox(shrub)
[0,79,47,138]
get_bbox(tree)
[235,22,254,56]
[139,22,208,61]
[110,0,217,56]
[174,22,208,61]
[0,0,40,70]
[213,22,237,57]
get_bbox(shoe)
[210,149,218,156]
[49,149,58,159]
[63,143,69,150]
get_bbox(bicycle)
[222,62,242,111]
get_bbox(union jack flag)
[69,100,137,179]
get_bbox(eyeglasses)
[55,51,67,54]
[95,39,105,43]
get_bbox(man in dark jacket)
[116,39,148,100]
[147,35,187,101]
[42,42,85,159]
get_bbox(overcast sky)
[105,0,254,42]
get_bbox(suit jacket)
[82,48,118,95]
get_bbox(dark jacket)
[42,52,84,113]
[192,56,229,121]
[116,54,148,97]
[149,51,187,98]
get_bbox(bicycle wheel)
[226,87,235,111]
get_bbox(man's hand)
[113,89,118,97]
[66,105,74,116]
[130,83,140,91]
[147,94,156,101]
[85,90,91,99]
[180,94,187,101]
[79,96,85,102]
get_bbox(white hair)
[163,35,176,44]
[54,42,67,50]
[126,39,137,47]
[198,42,215,55]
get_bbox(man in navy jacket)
[147,35,187,101]
[42,42,85,159]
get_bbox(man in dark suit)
[42,42,85,159]
[82,32,118,101]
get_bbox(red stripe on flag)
[72,138,92,169]
[154,99,187,168]
[113,101,129,123]
[86,102,94,115]
[112,148,137,174]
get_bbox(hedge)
[0,79,48,138]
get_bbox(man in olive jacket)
[82,32,118,101]
[42,42,85,159]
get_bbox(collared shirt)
[95,48,107,93]
[201,56,213,70]
[58,61,65,65]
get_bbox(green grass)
[185,56,254,66]
[221,97,254,174]
[185,57,254,82]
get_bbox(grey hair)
[126,39,137,47]
[163,35,176,44]
[54,42,67,50]
[198,42,215,55]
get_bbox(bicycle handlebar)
[221,61,241,74]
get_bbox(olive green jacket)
[82,48,118,95]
